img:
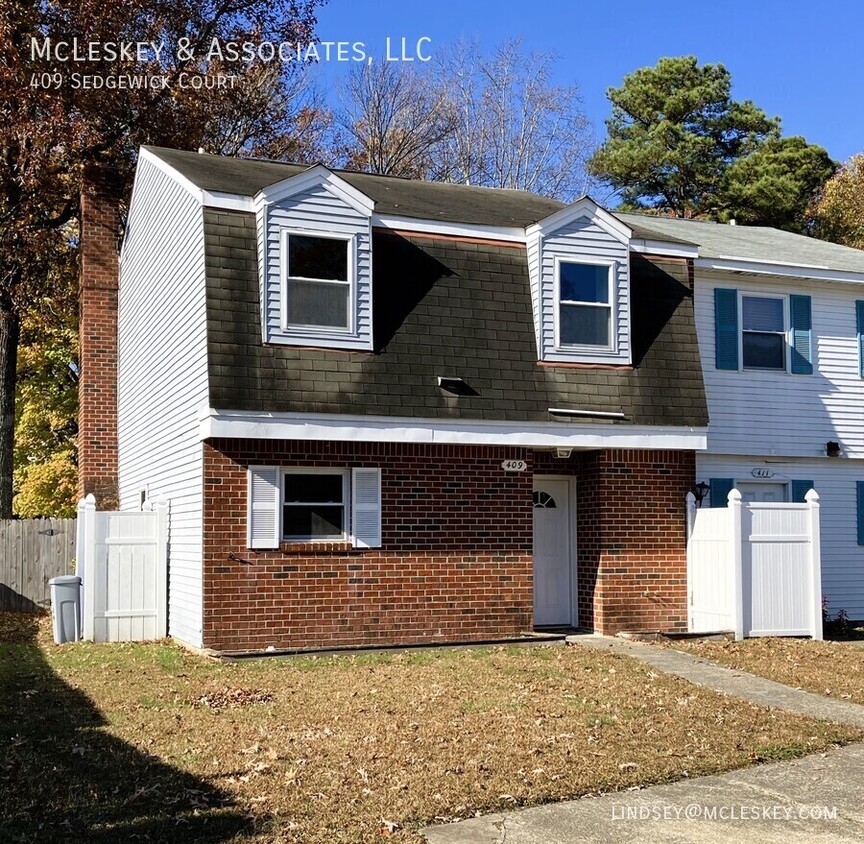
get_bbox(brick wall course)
[202,440,535,651]
[203,440,694,651]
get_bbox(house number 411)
[501,459,528,472]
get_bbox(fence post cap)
[805,488,820,503]
[685,491,696,505]
[727,488,743,503]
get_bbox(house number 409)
[501,459,528,472]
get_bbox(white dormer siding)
[258,171,374,351]
[528,200,632,365]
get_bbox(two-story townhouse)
[611,215,864,620]
[77,146,864,654]
[79,146,711,653]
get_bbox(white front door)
[533,478,573,626]
[737,482,787,503]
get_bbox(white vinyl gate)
[76,494,168,643]
[686,488,823,640]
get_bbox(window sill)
[279,540,357,554]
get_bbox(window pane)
[560,304,610,346]
[560,263,609,304]
[286,279,349,328]
[288,235,348,281]
[742,296,784,331]
[743,332,785,369]
[283,505,344,538]
[284,473,344,503]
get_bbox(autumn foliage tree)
[1,0,324,516]
[812,153,864,249]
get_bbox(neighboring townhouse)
[611,214,864,619]
[76,145,864,653]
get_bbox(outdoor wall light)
[691,480,711,507]
[827,441,841,457]
[555,447,573,459]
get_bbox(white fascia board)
[372,213,526,243]
[202,190,254,212]
[696,257,864,285]
[527,197,632,243]
[138,149,256,213]
[199,408,707,451]
[630,239,699,259]
[254,165,375,217]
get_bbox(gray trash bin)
[49,575,82,644]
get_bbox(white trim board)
[199,408,707,450]
[697,258,864,285]
[527,197,632,243]
[371,214,526,243]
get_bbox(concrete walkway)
[571,635,864,730]
[421,636,864,844]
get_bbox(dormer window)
[557,260,613,349]
[282,231,353,331]
[258,164,374,351]
[526,198,631,366]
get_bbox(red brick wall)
[78,166,122,509]
[202,440,535,652]
[534,449,694,635]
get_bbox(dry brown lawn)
[1,612,861,843]
[672,636,864,706]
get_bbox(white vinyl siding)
[526,230,543,355]
[260,182,372,350]
[537,215,630,364]
[697,272,864,458]
[117,154,208,648]
[697,454,864,619]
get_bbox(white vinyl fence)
[76,494,168,643]
[686,488,822,640]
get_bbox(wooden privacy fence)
[0,519,76,611]
[76,494,168,642]
[686,488,823,640]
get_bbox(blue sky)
[314,0,863,162]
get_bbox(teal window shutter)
[856,301,864,378]
[789,294,813,374]
[714,289,738,370]
[858,482,864,545]
[791,479,814,503]
[709,478,735,507]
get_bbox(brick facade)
[535,448,694,635]
[202,440,694,652]
[79,166,122,509]
[202,440,535,652]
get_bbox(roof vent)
[728,218,737,226]
[198,147,205,154]
[438,376,479,397]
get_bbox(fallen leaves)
[191,687,273,709]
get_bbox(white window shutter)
[351,468,382,548]
[248,466,280,549]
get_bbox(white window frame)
[281,467,350,543]
[738,291,789,373]
[280,228,356,335]
[553,256,616,353]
